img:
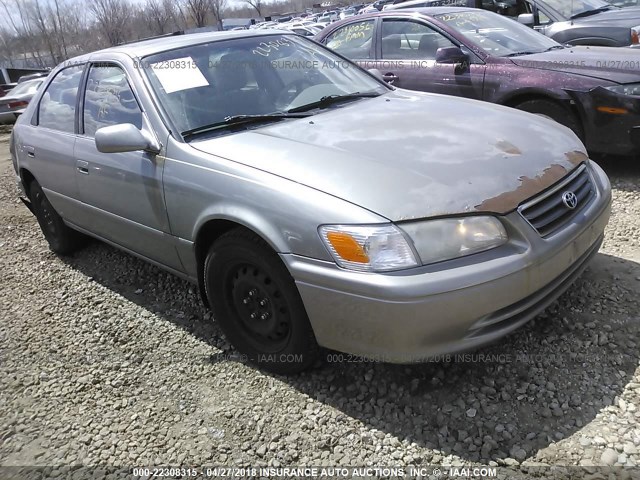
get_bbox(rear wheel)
[204,228,319,374]
[515,99,583,141]
[30,181,86,255]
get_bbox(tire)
[29,181,86,255]
[204,228,319,374]
[515,99,584,141]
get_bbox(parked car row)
[11,23,614,372]
[0,78,45,124]
[262,0,640,47]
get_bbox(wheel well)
[194,219,266,308]
[502,93,584,135]
[502,93,563,109]
[20,168,36,198]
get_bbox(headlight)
[605,83,640,96]
[400,216,508,265]
[319,224,419,272]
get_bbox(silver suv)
[11,30,611,373]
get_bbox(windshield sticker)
[150,56,208,94]
[252,37,294,57]
[328,22,373,48]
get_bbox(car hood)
[0,92,33,105]
[574,7,640,26]
[510,46,640,84]
[190,90,587,221]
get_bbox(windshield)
[10,80,43,96]
[436,10,561,57]
[542,0,613,18]
[143,34,387,135]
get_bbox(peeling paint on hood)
[190,90,587,221]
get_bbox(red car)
[314,7,640,157]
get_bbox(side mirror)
[435,46,468,64]
[368,68,385,82]
[517,13,535,26]
[95,123,160,154]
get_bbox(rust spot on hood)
[475,164,569,213]
[495,140,522,155]
[565,150,588,166]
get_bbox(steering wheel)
[275,78,314,110]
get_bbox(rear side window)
[38,65,84,133]
[83,64,142,137]
[324,20,375,59]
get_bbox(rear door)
[25,64,87,224]
[73,62,182,270]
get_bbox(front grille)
[519,164,594,237]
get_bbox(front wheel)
[30,180,86,255]
[515,99,584,141]
[204,229,319,374]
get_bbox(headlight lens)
[319,224,419,272]
[605,83,640,96]
[401,216,508,265]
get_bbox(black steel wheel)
[30,180,86,255]
[204,228,319,374]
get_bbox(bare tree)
[145,0,177,35]
[243,0,263,17]
[184,0,209,28]
[89,0,133,46]
[210,0,227,31]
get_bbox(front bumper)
[570,87,640,156]
[282,161,611,362]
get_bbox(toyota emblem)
[562,191,578,210]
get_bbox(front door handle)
[383,72,399,83]
[76,160,89,175]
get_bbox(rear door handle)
[25,146,35,158]
[383,73,399,83]
[76,160,89,175]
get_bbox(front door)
[375,18,486,100]
[74,63,182,270]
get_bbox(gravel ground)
[1,131,639,479]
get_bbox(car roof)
[66,29,292,63]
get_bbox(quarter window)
[83,65,142,137]
[324,20,375,59]
[38,65,84,133]
[381,20,455,60]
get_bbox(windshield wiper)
[181,112,311,139]
[288,91,381,113]
[544,45,566,51]
[503,51,541,57]
[570,6,614,19]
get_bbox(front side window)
[381,20,456,59]
[83,64,142,137]
[143,35,387,135]
[324,20,375,59]
[38,65,84,133]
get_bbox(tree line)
[0,0,321,68]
